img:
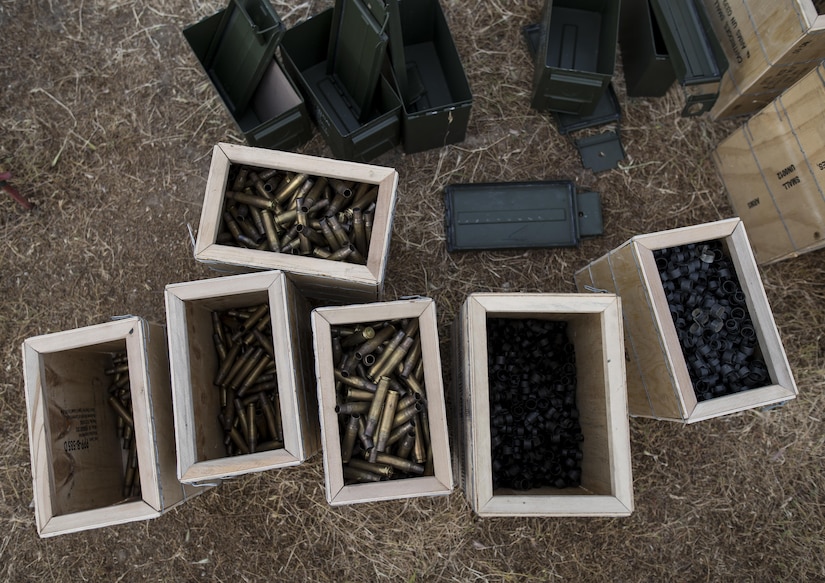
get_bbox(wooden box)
[165,271,320,484]
[575,218,797,423]
[194,143,398,302]
[453,293,633,517]
[699,0,825,118]
[310,297,453,505]
[22,317,205,537]
[713,62,825,265]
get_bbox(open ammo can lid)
[195,0,285,116]
[444,181,603,252]
[648,0,728,116]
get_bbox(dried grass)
[1,0,824,580]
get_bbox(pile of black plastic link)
[654,240,770,401]
[486,318,583,490]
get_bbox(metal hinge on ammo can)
[649,0,728,117]
[443,181,603,252]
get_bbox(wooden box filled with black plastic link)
[453,293,633,517]
[575,218,798,423]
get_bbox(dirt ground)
[2,0,824,581]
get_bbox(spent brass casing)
[247,402,257,453]
[347,457,393,478]
[212,311,227,351]
[373,451,424,475]
[328,177,353,199]
[332,335,343,366]
[344,387,375,401]
[230,206,261,241]
[312,247,331,259]
[335,401,371,415]
[260,394,280,441]
[340,325,376,348]
[387,420,415,447]
[229,426,250,455]
[234,399,250,441]
[399,338,422,379]
[394,430,416,459]
[326,245,354,262]
[249,206,266,237]
[274,173,308,205]
[374,389,400,457]
[318,218,340,251]
[226,347,264,390]
[105,363,130,376]
[308,197,330,216]
[261,209,280,252]
[232,168,249,191]
[251,329,276,359]
[401,374,425,399]
[364,211,373,241]
[226,190,275,211]
[353,185,379,210]
[352,208,368,258]
[108,396,134,427]
[214,341,241,385]
[327,214,350,248]
[296,224,326,247]
[238,354,272,396]
[370,335,414,380]
[333,370,377,393]
[392,402,422,429]
[363,376,390,439]
[258,168,279,181]
[343,466,382,483]
[412,425,426,464]
[355,324,397,359]
[123,439,138,498]
[257,440,284,452]
[274,208,298,227]
[302,176,328,210]
[341,414,360,463]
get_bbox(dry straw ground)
[1,0,823,581]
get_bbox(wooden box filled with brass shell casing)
[453,293,634,517]
[194,143,398,303]
[165,271,320,484]
[311,297,453,505]
[22,317,207,537]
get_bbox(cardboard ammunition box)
[22,317,206,537]
[699,0,825,118]
[620,0,676,97]
[193,142,398,303]
[165,271,320,484]
[183,0,313,151]
[311,297,453,505]
[392,0,473,153]
[453,293,633,517]
[713,62,825,265]
[530,0,620,116]
[280,7,403,162]
[575,218,798,423]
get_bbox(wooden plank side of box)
[450,310,473,508]
[576,253,655,418]
[713,125,797,264]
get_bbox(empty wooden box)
[165,271,320,484]
[575,218,797,423]
[194,142,399,302]
[311,297,453,505]
[453,293,633,517]
[22,317,205,537]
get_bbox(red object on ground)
[0,171,34,210]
